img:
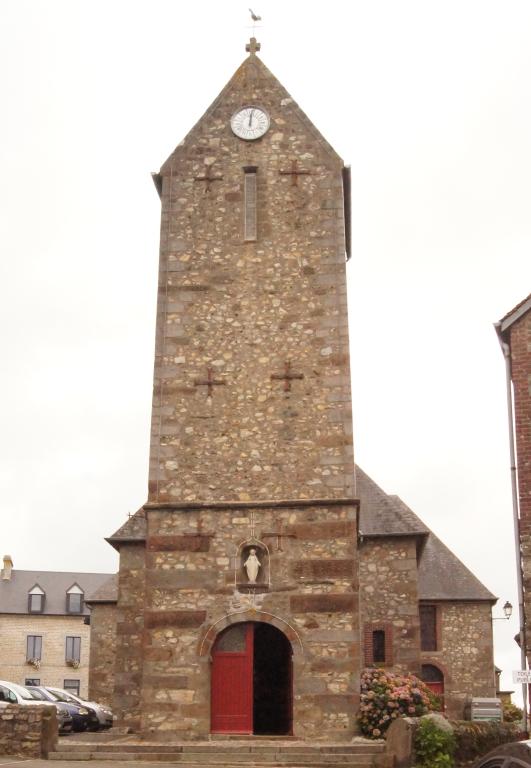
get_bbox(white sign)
[513,671,531,684]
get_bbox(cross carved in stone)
[194,165,223,193]
[194,367,226,397]
[262,523,296,552]
[270,361,304,392]
[246,37,261,54]
[279,159,311,186]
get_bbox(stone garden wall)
[0,704,57,758]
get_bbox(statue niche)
[235,539,270,591]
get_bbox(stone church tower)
[107,39,359,739]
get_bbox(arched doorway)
[211,622,292,735]
[421,664,445,697]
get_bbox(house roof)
[496,292,531,337]
[0,569,113,616]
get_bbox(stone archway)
[209,620,294,735]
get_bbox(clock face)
[230,106,270,140]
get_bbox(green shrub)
[502,700,523,724]
[415,717,456,768]
[358,667,432,738]
[452,720,519,762]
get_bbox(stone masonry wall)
[359,538,421,673]
[88,604,117,708]
[113,543,146,730]
[0,614,91,698]
[421,602,495,719]
[0,704,57,758]
[148,53,353,504]
[508,312,531,659]
[140,502,359,740]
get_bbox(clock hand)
[248,109,254,127]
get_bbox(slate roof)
[356,466,429,538]
[85,574,119,604]
[106,507,146,549]
[0,569,113,616]
[356,466,495,603]
[417,531,495,602]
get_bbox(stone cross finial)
[246,37,261,54]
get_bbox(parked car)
[472,739,531,767]
[0,680,73,734]
[27,686,96,732]
[46,687,113,730]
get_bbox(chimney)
[2,555,13,581]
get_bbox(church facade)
[88,41,496,739]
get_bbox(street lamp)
[492,601,513,621]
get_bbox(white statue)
[244,548,261,583]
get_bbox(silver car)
[0,680,73,734]
[46,687,113,729]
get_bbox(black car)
[472,739,531,767]
[27,686,98,732]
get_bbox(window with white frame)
[28,584,45,613]
[66,584,84,614]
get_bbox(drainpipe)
[497,329,528,734]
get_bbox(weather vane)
[249,8,262,34]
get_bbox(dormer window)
[66,584,84,614]
[28,585,45,614]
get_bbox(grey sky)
[1,0,530,701]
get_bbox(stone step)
[49,757,384,767]
[55,743,384,755]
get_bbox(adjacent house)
[0,555,112,698]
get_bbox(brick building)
[496,295,531,666]
[0,555,112,698]
[88,39,497,738]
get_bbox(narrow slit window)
[372,630,386,663]
[244,166,258,241]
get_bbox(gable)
[158,54,342,179]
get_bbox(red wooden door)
[211,624,254,733]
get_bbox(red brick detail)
[363,622,393,666]
[284,521,356,541]
[291,559,355,580]
[290,594,356,613]
[147,535,211,552]
[145,610,206,628]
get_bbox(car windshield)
[47,690,71,703]
[10,683,35,701]
[28,688,47,700]
[51,690,80,704]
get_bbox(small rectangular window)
[66,593,83,613]
[372,630,386,663]
[64,679,80,696]
[243,166,258,241]
[26,635,42,661]
[420,605,438,651]
[28,594,44,613]
[65,636,81,662]
[25,678,40,686]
